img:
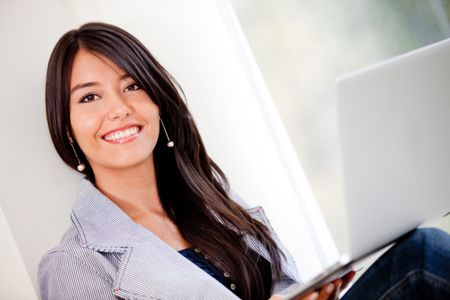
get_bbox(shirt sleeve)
[245,206,302,295]
[38,250,120,300]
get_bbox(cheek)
[70,109,102,145]
[151,117,160,140]
[144,109,160,143]
[139,101,160,129]
[145,101,160,118]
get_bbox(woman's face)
[69,48,160,173]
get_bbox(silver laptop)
[286,37,450,299]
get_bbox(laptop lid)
[336,38,450,259]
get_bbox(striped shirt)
[38,178,301,299]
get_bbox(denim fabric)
[343,228,450,300]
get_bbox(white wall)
[0,0,338,295]
[0,206,38,299]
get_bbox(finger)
[317,283,335,300]
[300,292,319,300]
[329,279,342,300]
[343,270,356,281]
[341,271,356,290]
[289,291,319,300]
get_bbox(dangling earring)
[160,117,174,148]
[67,133,86,172]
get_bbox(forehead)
[70,49,125,87]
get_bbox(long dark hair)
[46,22,283,300]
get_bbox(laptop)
[285,37,450,299]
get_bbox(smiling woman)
[40,22,300,300]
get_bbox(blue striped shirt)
[38,178,301,299]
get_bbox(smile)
[102,125,141,144]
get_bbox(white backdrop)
[0,0,338,297]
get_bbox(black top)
[179,247,272,299]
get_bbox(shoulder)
[38,226,120,300]
[227,187,277,235]
[226,188,249,208]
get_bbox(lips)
[101,124,142,143]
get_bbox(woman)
[39,22,450,300]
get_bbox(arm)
[227,190,355,299]
[227,188,301,293]
[245,205,302,295]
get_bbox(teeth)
[104,126,140,141]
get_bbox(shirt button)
[230,283,236,290]
[224,272,230,278]
[194,248,200,253]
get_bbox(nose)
[107,93,131,121]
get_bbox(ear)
[66,126,74,144]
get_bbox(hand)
[269,271,356,300]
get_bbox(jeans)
[342,228,450,300]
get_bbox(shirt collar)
[70,179,241,299]
[71,178,137,251]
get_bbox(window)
[231,0,450,251]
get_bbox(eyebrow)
[70,74,132,94]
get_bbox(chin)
[109,155,153,170]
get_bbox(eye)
[79,93,100,103]
[124,83,141,92]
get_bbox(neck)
[91,158,165,221]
